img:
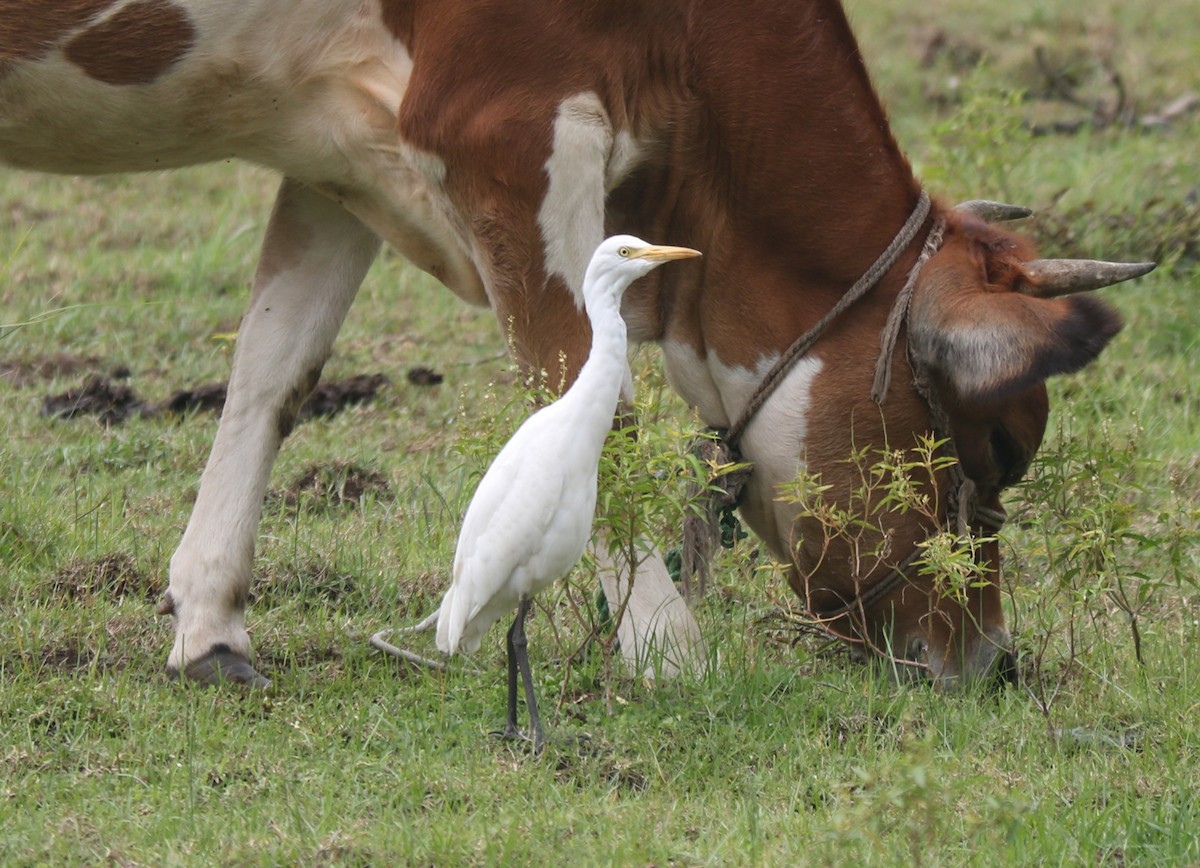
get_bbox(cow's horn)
[956,199,1034,221]
[1021,259,1157,297]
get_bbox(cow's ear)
[907,248,1123,402]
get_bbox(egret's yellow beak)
[633,244,703,262]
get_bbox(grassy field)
[2,0,1199,864]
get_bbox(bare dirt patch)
[276,461,392,510]
[48,553,162,604]
[38,643,105,673]
[1,639,130,677]
[254,635,346,683]
[251,558,364,611]
[551,743,649,796]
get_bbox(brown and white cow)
[1,0,1151,687]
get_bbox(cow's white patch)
[662,340,822,477]
[662,340,823,555]
[724,354,821,475]
[0,0,483,303]
[605,129,643,191]
[729,354,823,556]
[592,540,707,680]
[661,339,731,426]
[538,92,615,306]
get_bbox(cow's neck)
[615,0,924,428]
[683,0,921,287]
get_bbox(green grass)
[3,0,1200,863]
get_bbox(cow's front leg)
[160,178,380,686]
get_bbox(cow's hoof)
[168,645,271,689]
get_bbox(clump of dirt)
[296,373,390,422]
[49,553,162,603]
[40,372,391,426]
[156,373,391,421]
[277,461,392,510]
[40,374,146,425]
[156,381,228,415]
[406,366,444,386]
[915,26,984,72]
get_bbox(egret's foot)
[489,724,546,754]
[490,722,528,743]
[167,644,271,689]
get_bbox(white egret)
[435,235,702,750]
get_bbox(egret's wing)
[436,411,570,652]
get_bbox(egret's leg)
[511,596,545,753]
[497,613,523,740]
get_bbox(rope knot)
[679,433,752,600]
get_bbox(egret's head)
[584,235,702,303]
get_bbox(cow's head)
[791,204,1152,687]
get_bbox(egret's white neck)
[581,275,629,365]
[560,272,631,449]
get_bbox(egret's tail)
[435,585,465,654]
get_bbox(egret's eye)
[618,246,632,258]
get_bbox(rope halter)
[682,190,1006,620]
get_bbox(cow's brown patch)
[377,0,415,50]
[0,0,114,65]
[64,0,195,86]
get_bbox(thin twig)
[369,610,486,676]
[370,629,450,671]
[447,349,509,367]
